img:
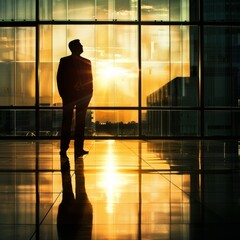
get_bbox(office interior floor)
[0,139,239,240]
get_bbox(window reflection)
[141,0,189,21]
[39,0,138,20]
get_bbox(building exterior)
[0,0,239,138]
[146,76,198,136]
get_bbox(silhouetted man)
[57,39,93,158]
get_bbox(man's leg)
[74,104,88,157]
[60,102,74,157]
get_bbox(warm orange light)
[96,62,129,86]
[97,140,127,213]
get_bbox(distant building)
[146,76,198,136]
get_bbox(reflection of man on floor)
[57,39,93,158]
[57,158,93,240]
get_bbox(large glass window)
[0,27,36,106]
[0,1,239,138]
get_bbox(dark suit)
[57,55,93,156]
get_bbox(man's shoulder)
[60,55,91,65]
[60,55,72,61]
[80,56,91,64]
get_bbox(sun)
[96,61,128,86]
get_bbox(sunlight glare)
[98,140,127,213]
[96,62,128,85]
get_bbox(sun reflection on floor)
[97,140,127,213]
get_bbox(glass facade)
[0,0,239,138]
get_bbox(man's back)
[57,55,93,102]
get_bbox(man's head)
[68,39,83,55]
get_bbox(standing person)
[57,39,93,158]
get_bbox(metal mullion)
[199,0,204,138]
[14,27,17,135]
[35,0,40,138]
[138,0,142,138]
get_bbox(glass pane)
[93,110,138,136]
[39,25,138,107]
[141,0,169,21]
[204,111,240,137]
[142,26,198,107]
[0,0,35,20]
[39,109,138,137]
[204,27,240,107]
[204,0,240,22]
[0,27,36,106]
[0,110,35,137]
[142,110,199,136]
[39,109,94,137]
[95,0,138,20]
[94,25,138,107]
[141,0,190,21]
[39,0,137,21]
[68,0,95,20]
[39,0,67,20]
[39,109,62,137]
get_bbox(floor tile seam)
[15,166,74,238]
[119,140,154,168]
[156,172,192,198]
[38,166,90,237]
[118,140,177,173]
[36,181,65,225]
[118,140,192,189]
[137,153,194,198]
[83,140,102,158]
[27,190,63,240]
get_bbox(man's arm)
[57,59,64,98]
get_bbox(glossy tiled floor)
[0,139,240,240]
